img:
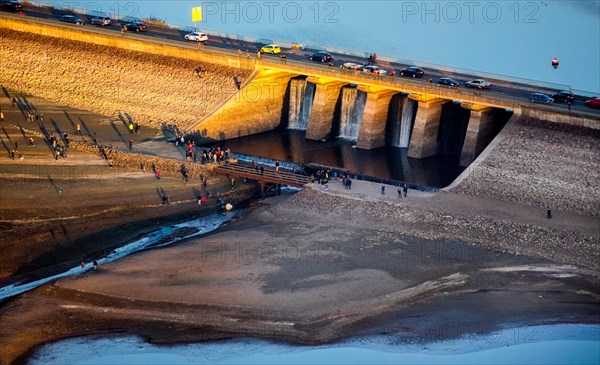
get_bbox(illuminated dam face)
[282,76,512,167]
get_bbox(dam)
[1,13,598,183]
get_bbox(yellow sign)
[192,6,202,22]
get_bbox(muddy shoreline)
[2,185,599,364]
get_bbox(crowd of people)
[47,133,69,160]
[199,146,231,165]
[310,169,355,191]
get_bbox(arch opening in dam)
[333,85,367,141]
[386,93,418,148]
[287,76,316,131]
[437,101,472,157]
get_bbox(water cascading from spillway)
[388,95,417,148]
[287,78,315,130]
[337,86,366,140]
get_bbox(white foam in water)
[0,211,239,301]
[28,324,600,365]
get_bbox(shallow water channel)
[0,210,243,301]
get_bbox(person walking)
[260,166,264,175]
[403,184,408,197]
[547,206,552,219]
[0,111,4,123]
[76,123,81,135]
[397,189,402,198]
[93,260,98,271]
[381,185,385,195]
[128,139,133,150]
[129,122,134,134]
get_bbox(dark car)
[59,15,85,25]
[529,93,554,104]
[122,22,147,32]
[552,90,575,103]
[437,77,460,87]
[585,97,600,108]
[399,66,424,78]
[309,51,332,62]
[0,0,22,12]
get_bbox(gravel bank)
[452,117,600,217]
[280,187,600,272]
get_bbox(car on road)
[585,97,600,108]
[437,77,460,87]
[399,66,424,78]
[340,62,362,71]
[60,15,85,25]
[260,44,281,54]
[362,65,388,75]
[90,16,111,26]
[0,0,22,12]
[122,22,147,32]
[184,32,208,42]
[465,79,491,89]
[552,90,575,103]
[309,51,333,62]
[529,93,554,103]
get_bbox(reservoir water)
[202,129,465,188]
[28,324,600,365]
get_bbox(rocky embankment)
[452,117,600,217]
[0,28,252,130]
[280,187,600,272]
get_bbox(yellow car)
[260,44,281,54]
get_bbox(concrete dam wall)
[0,25,253,131]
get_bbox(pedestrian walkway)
[309,178,599,237]
[215,162,311,188]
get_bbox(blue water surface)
[29,324,600,365]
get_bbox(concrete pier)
[459,104,496,167]
[407,98,446,158]
[305,77,346,141]
[356,87,396,149]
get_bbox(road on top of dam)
[6,3,600,116]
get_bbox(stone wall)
[0,28,253,130]
[452,116,600,216]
